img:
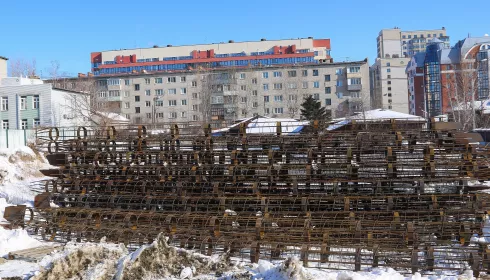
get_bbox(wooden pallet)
[8,245,63,262]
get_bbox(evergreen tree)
[300,95,330,121]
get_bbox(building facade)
[371,28,450,114]
[90,38,332,76]
[406,36,490,117]
[0,77,104,130]
[0,56,7,80]
[52,60,370,126]
[377,27,450,59]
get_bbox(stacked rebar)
[11,120,490,276]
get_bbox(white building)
[0,56,7,80]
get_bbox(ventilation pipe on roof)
[261,38,266,41]
[167,44,172,47]
[228,40,234,43]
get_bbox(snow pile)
[471,215,490,243]
[33,238,128,280]
[116,233,233,279]
[0,197,44,258]
[252,258,310,280]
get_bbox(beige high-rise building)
[372,28,450,113]
[0,56,7,80]
[377,27,449,59]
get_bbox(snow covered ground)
[0,147,481,279]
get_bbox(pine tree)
[300,95,330,121]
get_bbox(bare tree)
[9,58,37,77]
[444,62,479,130]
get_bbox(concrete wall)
[0,129,36,149]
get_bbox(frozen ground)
[0,147,481,279]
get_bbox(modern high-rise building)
[371,28,450,114]
[406,36,490,117]
[376,27,450,59]
[0,56,7,80]
[49,38,371,126]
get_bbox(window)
[125,79,130,86]
[168,89,177,94]
[21,119,28,130]
[336,81,343,86]
[313,93,320,100]
[348,67,361,73]
[135,96,140,102]
[145,101,151,107]
[414,35,417,39]
[181,99,187,106]
[155,100,164,106]
[167,77,176,83]
[325,75,331,82]
[262,72,269,79]
[387,75,391,79]
[325,87,331,94]
[169,112,177,119]
[388,93,392,97]
[387,68,391,73]
[33,119,40,127]
[31,95,40,109]
[145,78,151,85]
[169,100,177,106]
[155,78,163,84]
[440,33,443,37]
[313,70,319,76]
[252,90,258,96]
[348,78,361,85]
[263,84,269,91]
[408,35,411,39]
[98,91,107,98]
[192,104,198,111]
[191,81,198,87]
[157,113,164,118]
[302,82,308,89]
[181,112,187,118]
[192,92,198,99]
[181,88,187,94]
[288,95,297,101]
[135,107,140,114]
[273,83,282,90]
[180,76,186,82]
[265,108,270,115]
[325,98,332,106]
[337,92,343,98]
[387,81,392,85]
[264,96,270,102]
[274,71,282,77]
[1,97,8,111]
[1,120,8,129]
[386,63,391,67]
[288,70,297,77]
[252,102,258,108]
[388,87,392,91]
[134,84,140,91]
[313,81,320,88]
[302,70,308,77]
[402,35,406,39]
[252,78,257,84]
[335,69,343,75]
[287,83,297,89]
[240,85,247,91]
[240,73,246,79]
[124,102,130,109]
[241,97,247,103]
[145,90,151,96]
[20,96,27,110]
[107,79,120,86]
[146,113,152,119]
[155,89,164,95]
[124,91,130,97]
[274,108,283,114]
[274,95,283,102]
[193,115,199,121]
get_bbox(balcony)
[347,84,362,91]
[107,96,122,102]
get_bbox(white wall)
[0,59,7,80]
[0,129,36,149]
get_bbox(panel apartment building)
[370,28,450,114]
[57,38,370,126]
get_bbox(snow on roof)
[95,112,129,122]
[327,109,425,131]
[212,116,309,135]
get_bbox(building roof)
[0,56,8,61]
[212,116,309,136]
[328,109,425,130]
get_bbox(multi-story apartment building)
[0,77,111,130]
[0,56,7,80]
[406,36,490,117]
[371,28,450,114]
[377,27,450,59]
[53,60,370,126]
[49,38,370,126]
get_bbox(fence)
[0,129,37,149]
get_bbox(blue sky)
[1,0,488,77]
